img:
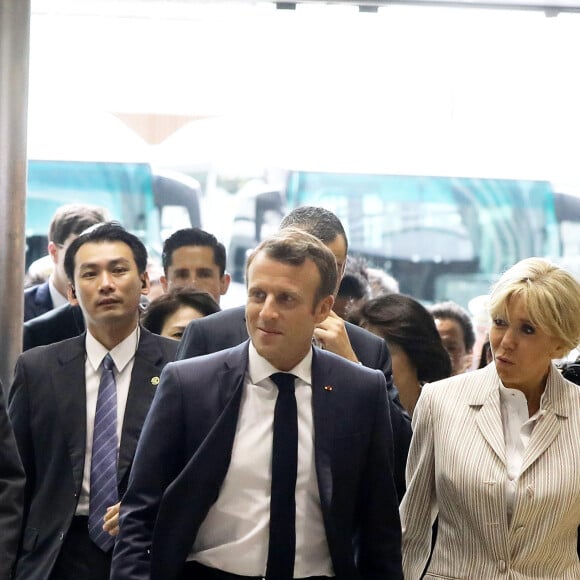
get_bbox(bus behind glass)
[286,171,563,307]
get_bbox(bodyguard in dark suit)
[0,380,25,580]
[178,206,412,499]
[9,223,177,580]
[112,228,402,580]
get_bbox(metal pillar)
[0,0,31,392]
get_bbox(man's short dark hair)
[49,204,109,245]
[246,228,338,307]
[161,228,226,277]
[64,222,148,282]
[429,300,476,352]
[280,206,348,251]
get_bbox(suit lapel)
[187,365,245,482]
[311,348,336,512]
[118,330,165,485]
[519,411,561,476]
[190,342,249,480]
[54,336,88,493]
[473,368,506,465]
[520,366,567,475]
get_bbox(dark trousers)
[180,561,333,580]
[49,516,112,580]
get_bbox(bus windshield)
[286,171,561,306]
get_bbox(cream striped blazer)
[400,363,580,579]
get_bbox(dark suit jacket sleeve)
[374,338,412,502]
[8,358,36,531]
[0,381,26,580]
[350,325,411,502]
[357,372,403,579]
[111,363,186,580]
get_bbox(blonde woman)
[401,257,580,579]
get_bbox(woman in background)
[141,287,220,340]
[350,293,451,416]
[401,257,580,579]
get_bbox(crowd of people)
[1,202,580,579]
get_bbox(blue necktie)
[88,353,118,552]
[266,372,297,580]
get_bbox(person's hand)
[313,310,359,363]
[103,502,121,537]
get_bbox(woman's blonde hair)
[489,257,580,352]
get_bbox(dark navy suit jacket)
[111,342,403,580]
[177,305,412,499]
[8,329,178,580]
[23,282,53,322]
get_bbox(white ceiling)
[32,0,580,14]
[27,0,580,183]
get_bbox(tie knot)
[270,372,295,393]
[102,353,115,372]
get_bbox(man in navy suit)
[10,223,177,580]
[177,206,411,499]
[111,228,403,580]
[24,204,108,321]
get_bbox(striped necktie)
[88,353,118,552]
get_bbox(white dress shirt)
[76,326,139,515]
[499,383,546,523]
[190,343,334,577]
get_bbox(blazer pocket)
[425,574,462,579]
[22,527,39,552]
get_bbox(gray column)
[0,0,31,392]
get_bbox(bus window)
[26,161,201,267]
[282,171,564,307]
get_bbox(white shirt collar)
[248,342,313,387]
[498,381,548,420]
[48,277,68,308]
[85,325,140,373]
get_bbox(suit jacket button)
[58,531,65,541]
[498,560,506,572]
